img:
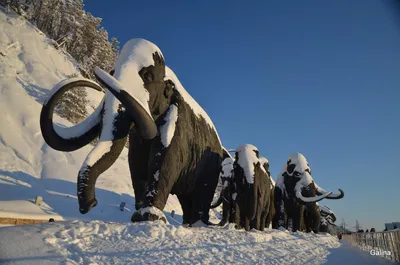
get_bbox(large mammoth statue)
[272,153,344,233]
[40,38,225,225]
[212,144,272,231]
[260,157,275,229]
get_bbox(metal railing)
[343,230,400,263]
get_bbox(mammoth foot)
[79,198,98,214]
[131,206,167,223]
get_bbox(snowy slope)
[0,9,183,223]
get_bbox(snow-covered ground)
[0,221,340,265]
[0,8,396,265]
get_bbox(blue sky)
[84,0,400,231]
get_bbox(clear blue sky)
[84,0,400,231]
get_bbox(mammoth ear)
[164,79,175,99]
[287,163,296,174]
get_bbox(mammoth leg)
[266,192,275,228]
[128,127,152,210]
[250,198,262,230]
[78,104,131,214]
[131,135,183,222]
[292,205,304,232]
[260,211,268,231]
[260,195,271,231]
[231,202,241,229]
[219,189,231,226]
[178,194,192,225]
[310,206,321,233]
[243,214,251,231]
[273,187,286,229]
[190,150,221,225]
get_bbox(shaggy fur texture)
[40,40,223,225]
[212,146,272,231]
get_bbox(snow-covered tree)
[1,0,120,79]
[55,74,89,124]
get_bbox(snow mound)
[1,220,341,265]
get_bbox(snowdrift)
[0,220,343,265]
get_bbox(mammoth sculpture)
[40,38,225,225]
[211,144,272,231]
[318,204,336,233]
[272,153,344,233]
[210,153,234,226]
[259,157,275,229]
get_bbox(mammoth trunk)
[77,104,132,214]
[77,136,128,214]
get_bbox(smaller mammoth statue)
[212,144,273,231]
[317,204,336,233]
[273,153,344,233]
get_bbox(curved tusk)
[94,67,157,140]
[40,78,104,152]
[315,183,344,199]
[295,190,333,204]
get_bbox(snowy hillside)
[0,9,184,224]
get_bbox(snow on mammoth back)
[164,66,221,144]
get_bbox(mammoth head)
[235,144,261,185]
[282,153,344,204]
[260,156,275,188]
[259,157,271,177]
[94,38,176,140]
